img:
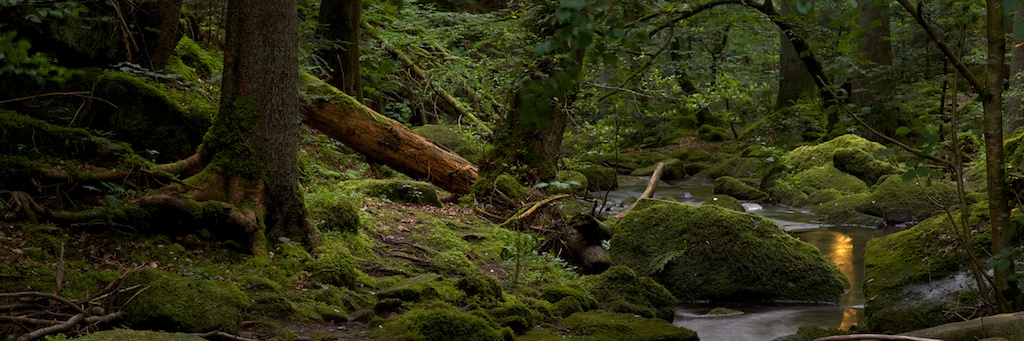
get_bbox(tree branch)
[894,0,983,90]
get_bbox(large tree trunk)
[775,0,817,109]
[300,75,479,194]
[851,0,893,107]
[318,0,363,100]
[142,0,184,69]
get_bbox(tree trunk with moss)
[851,0,893,108]
[318,0,363,100]
[149,0,311,253]
[775,0,817,109]
[300,76,479,194]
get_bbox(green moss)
[377,274,462,303]
[494,174,530,201]
[86,72,211,162]
[542,285,598,317]
[559,311,698,341]
[374,305,504,341]
[702,194,745,212]
[583,266,677,322]
[863,203,991,333]
[174,36,221,79]
[668,148,714,162]
[457,274,504,303]
[611,200,848,303]
[491,301,539,334]
[199,96,264,179]
[832,147,901,185]
[713,176,768,201]
[697,124,729,142]
[780,134,889,173]
[810,193,885,227]
[309,239,362,288]
[306,191,361,233]
[793,166,868,194]
[630,158,687,181]
[577,164,618,191]
[706,307,743,316]
[121,268,249,333]
[413,124,490,164]
[860,175,962,223]
[339,179,442,207]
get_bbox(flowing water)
[595,177,892,341]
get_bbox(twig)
[499,194,572,227]
[0,292,87,315]
[16,313,84,341]
[614,162,666,219]
[193,330,258,341]
[0,92,118,108]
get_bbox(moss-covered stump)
[792,166,868,194]
[577,164,618,191]
[339,179,442,207]
[120,268,249,333]
[859,175,960,225]
[610,199,848,303]
[780,134,889,173]
[713,176,768,201]
[582,265,677,321]
[306,192,361,233]
[559,311,698,341]
[412,124,489,164]
[863,203,991,333]
[630,158,687,181]
[76,329,207,341]
[373,305,506,341]
[84,72,211,162]
[702,194,745,212]
[547,170,590,195]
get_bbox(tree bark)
[984,0,1013,311]
[851,0,893,107]
[775,0,817,109]
[318,0,363,100]
[300,75,479,194]
[1007,0,1024,133]
[142,0,184,69]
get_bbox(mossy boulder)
[863,203,992,333]
[698,124,729,142]
[669,148,714,163]
[374,305,504,341]
[547,170,589,195]
[793,166,868,194]
[859,175,961,225]
[713,176,768,201]
[173,36,221,79]
[377,274,461,303]
[491,300,540,334]
[541,285,598,317]
[120,268,249,333]
[577,164,618,191]
[84,72,211,162]
[306,192,361,233]
[631,158,687,181]
[780,134,889,173]
[706,307,743,316]
[413,124,489,164]
[494,173,531,202]
[832,147,900,185]
[702,194,745,212]
[309,239,363,288]
[611,199,848,303]
[810,193,885,228]
[457,274,504,304]
[558,311,699,341]
[339,179,442,207]
[583,265,677,321]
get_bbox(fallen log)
[300,74,479,194]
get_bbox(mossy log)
[300,75,478,194]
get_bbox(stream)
[596,177,892,341]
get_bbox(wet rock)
[611,199,848,303]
